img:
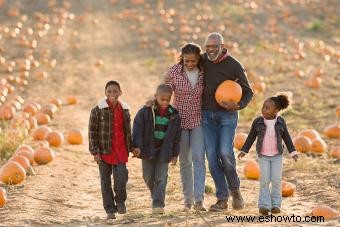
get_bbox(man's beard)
[207,47,223,61]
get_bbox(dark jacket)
[201,53,254,110]
[133,105,181,163]
[241,116,296,156]
[88,99,133,155]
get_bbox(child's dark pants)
[142,159,169,208]
[99,161,128,214]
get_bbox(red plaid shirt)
[165,63,203,130]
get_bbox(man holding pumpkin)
[201,32,254,211]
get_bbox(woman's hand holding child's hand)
[292,154,298,162]
[132,148,141,158]
[237,152,246,160]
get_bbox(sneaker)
[182,203,192,212]
[193,201,206,211]
[231,190,244,210]
[271,207,281,214]
[259,207,269,216]
[106,213,116,219]
[116,203,127,214]
[152,207,165,215]
[209,199,228,212]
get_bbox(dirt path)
[0,1,339,226]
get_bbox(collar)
[97,98,130,110]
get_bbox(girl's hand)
[237,152,246,160]
[292,154,298,162]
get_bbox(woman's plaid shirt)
[165,63,204,130]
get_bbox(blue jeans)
[179,126,206,205]
[142,159,169,208]
[202,110,240,200]
[258,155,283,209]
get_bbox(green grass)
[0,130,26,162]
[205,184,214,194]
[307,20,323,31]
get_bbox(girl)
[238,93,298,215]
[164,43,206,211]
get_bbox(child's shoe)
[117,203,127,214]
[259,207,269,216]
[209,199,228,212]
[106,213,116,219]
[152,207,165,215]
[271,207,281,214]
[193,201,206,211]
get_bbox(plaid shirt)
[165,63,203,130]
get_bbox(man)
[201,32,254,211]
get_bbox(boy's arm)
[240,119,257,153]
[132,109,144,149]
[88,107,100,155]
[172,116,182,157]
[126,111,134,153]
[281,119,298,157]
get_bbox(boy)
[132,84,181,214]
[88,80,133,220]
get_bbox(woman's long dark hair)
[178,43,202,71]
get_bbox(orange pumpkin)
[336,106,340,117]
[329,146,340,159]
[282,181,296,197]
[243,160,260,180]
[310,138,327,154]
[0,187,7,207]
[0,161,26,184]
[305,77,322,89]
[0,105,15,120]
[22,103,38,115]
[66,129,84,145]
[311,205,338,220]
[35,112,51,125]
[66,95,77,105]
[293,136,311,153]
[234,132,248,150]
[34,147,55,165]
[41,104,58,118]
[15,149,34,165]
[49,98,62,107]
[215,80,242,106]
[323,124,340,138]
[32,126,52,140]
[298,129,320,141]
[45,131,64,147]
[9,155,30,170]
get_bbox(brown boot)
[209,199,228,212]
[259,207,269,216]
[271,207,281,214]
[231,190,244,210]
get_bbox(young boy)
[132,84,181,214]
[88,80,133,220]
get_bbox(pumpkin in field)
[215,80,242,106]
[49,98,62,107]
[45,131,64,147]
[41,104,58,118]
[33,126,52,140]
[66,95,77,105]
[329,146,340,159]
[298,129,320,141]
[34,147,55,165]
[9,155,30,170]
[0,187,7,207]
[323,124,340,138]
[311,205,338,220]
[15,145,35,165]
[0,161,26,184]
[234,132,248,150]
[293,136,312,153]
[310,138,327,154]
[35,112,51,125]
[22,103,38,115]
[282,181,296,197]
[336,106,340,117]
[243,159,260,180]
[66,129,84,145]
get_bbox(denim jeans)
[202,110,240,200]
[179,126,206,205]
[99,162,128,214]
[142,159,169,208]
[258,155,283,209]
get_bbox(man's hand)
[132,148,141,158]
[237,152,246,160]
[171,156,177,165]
[93,153,101,164]
[292,154,298,162]
[221,102,240,111]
